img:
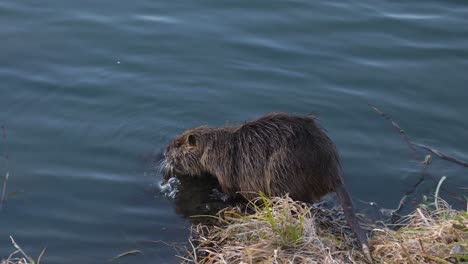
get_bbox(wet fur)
[164,113,371,261]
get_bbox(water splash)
[158,177,180,199]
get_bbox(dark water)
[1,0,468,263]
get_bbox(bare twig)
[371,105,429,217]
[1,125,9,211]
[391,155,432,223]
[370,105,417,156]
[371,105,468,168]
[411,142,468,168]
[371,105,466,210]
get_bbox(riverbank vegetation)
[184,193,467,264]
[185,193,368,263]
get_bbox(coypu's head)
[163,126,211,180]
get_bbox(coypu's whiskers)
[155,159,166,175]
[155,159,164,169]
[156,159,175,179]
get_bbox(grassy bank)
[184,194,467,264]
[371,200,467,263]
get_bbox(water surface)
[1,1,468,263]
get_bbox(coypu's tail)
[335,183,372,263]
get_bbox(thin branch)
[370,105,417,155]
[411,142,468,168]
[391,155,431,223]
[371,105,466,210]
[371,105,468,169]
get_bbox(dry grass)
[0,258,31,264]
[1,236,45,264]
[185,193,368,264]
[371,199,468,264]
[184,194,468,264]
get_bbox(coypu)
[162,113,371,261]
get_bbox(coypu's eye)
[188,134,197,147]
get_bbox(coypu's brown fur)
[163,113,371,261]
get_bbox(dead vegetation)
[184,193,368,264]
[371,199,468,263]
[1,236,45,264]
[184,193,467,264]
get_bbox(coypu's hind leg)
[335,183,372,263]
[264,150,310,199]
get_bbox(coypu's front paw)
[210,188,232,202]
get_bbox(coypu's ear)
[188,134,197,147]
